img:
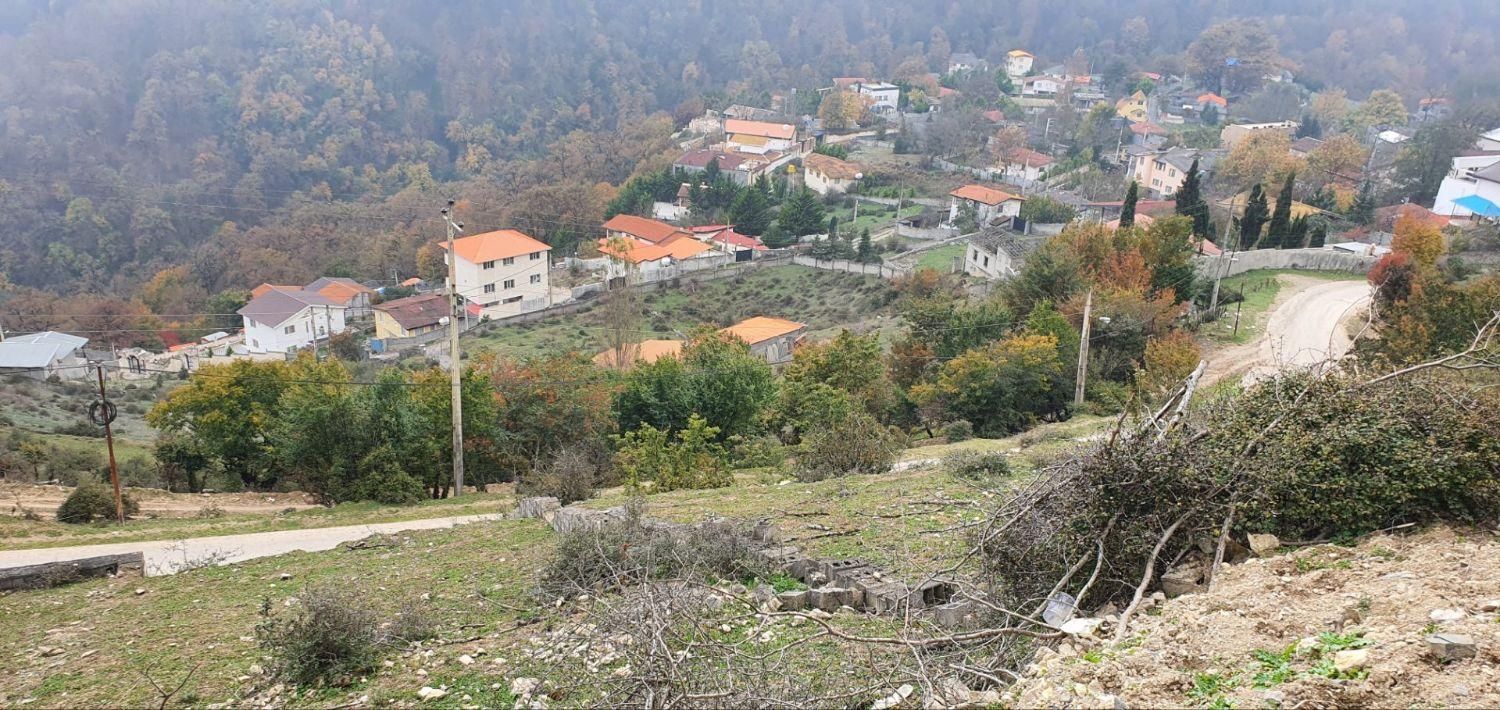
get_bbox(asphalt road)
[0,513,506,576]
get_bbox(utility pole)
[1208,193,1242,312]
[1074,289,1093,407]
[440,200,466,497]
[93,364,124,522]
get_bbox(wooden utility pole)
[1074,289,1093,407]
[440,200,465,497]
[94,364,124,522]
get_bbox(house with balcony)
[239,286,348,354]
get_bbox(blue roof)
[1453,194,1500,219]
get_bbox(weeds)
[1187,671,1236,708]
[256,583,433,687]
[1250,645,1297,687]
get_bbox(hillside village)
[1,6,1499,709]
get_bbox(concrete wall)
[792,255,908,280]
[1195,247,1379,278]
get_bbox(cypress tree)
[1240,184,1270,249]
[1350,181,1376,225]
[728,186,772,235]
[1173,157,1212,237]
[1119,180,1139,228]
[1308,221,1328,248]
[1289,215,1310,249]
[857,228,873,262]
[777,187,827,237]
[1265,171,1296,248]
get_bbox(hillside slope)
[1007,526,1500,708]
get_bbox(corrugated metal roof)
[0,331,87,369]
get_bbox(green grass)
[464,266,893,360]
[1203,269,1368,345]
[912,243,966,273]
[0,491,516,550]
[900,414,1111,475]
[828,202,925,235]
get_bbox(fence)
[793,255,910,280]
[1195,247,1380,278]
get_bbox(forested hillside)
[1,0,1498,304]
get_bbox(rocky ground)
[1007,525,1500,708]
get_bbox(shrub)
[727,435,788,469]
[615,415,732,493]
[540,503,769,596]
[796,410,906,481]
[942,420,974,443]
[350,446,424,505]
[944,451,1011,481]
[519,446,602,505]
[982,371,1500,612]
[256,584,384,687]
[56,482,139,523]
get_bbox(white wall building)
[239,287,349,354]
[855,82,900,112]
[1433,159,1500,219]
[947,185,1025,228]
[0,331,89,380]
[1006,50,1035,80]
[964,231,1025,280]
[443,229,553,319]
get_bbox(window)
[530,252,542,261]
[503,279,515,289]
[502,257,515,266]
[284,325,296,334]
[1169,169,1177,177]
[983,255,990,267]
[483,260,495,269]
[483,283,496,294]
[530,274,541,284]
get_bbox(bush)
[942,420,974,443]
[796,410,906,481]
[56,482,139,523]
[944,451,1011,481]
[519,446,602,505]
[982,371,1500,612]
[727,435,788,469]
[615,416,732,493]
[255,585,435,687]
[540,503,769,596]
[350,446,425,505]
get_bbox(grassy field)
[910,242,966,273]
[1201,269,1368,345]
[465,265,895,360]
[826,201,925,234]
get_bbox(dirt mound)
[1007,526,1500,708]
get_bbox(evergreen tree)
[1200,104,1220,126]
[1264,171,1296,249]
[827,215,840,241]
[1308,221,1328,248]
[777,187,827,237]
[1289,215,1310,249]
[1119,180,1139,228]
[728,186,772,235]
[1297,115,1322,138]
[857,228,873,262]
[1239,184,1270,249]
[1173,157,1210,236]
[1350,181,1376,225]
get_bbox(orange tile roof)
[1196,92,1228,108]
[442,229,551,264]
[1007,49,1034,58]
[602,214,692,244]
[251,283,298,297]
[950,184,1024,205]
[598,238,672,264]
[723,118,796,140]
[591,339,684,369]
[659,236,714,259]
[719,316,806,346]
[804,152,864,180]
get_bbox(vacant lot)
[465,265,895,360]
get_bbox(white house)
[1433,159,1500,220]
[996,147,1055,183]
[720,317,807,366]
[1478,127,1500,151]
[802,153,864,195]
[0,331,89,380]
[947,184,1025,228]
[304,277,377,319]
[723,119,798,154]
[443,229,552,319]
[1006,50,1035,80]
[855,82,900,112]
[598,238,675,286]
[964,231,1026,280]
[239,286,348,354]
[1021,75,1063,97]
[947,52,985,74]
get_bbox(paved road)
[1205,277,1372,386]
[0,513,506,576]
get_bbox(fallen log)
[0,552,145,591]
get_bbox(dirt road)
[1203,276,1372,386]
[0,513,506,576]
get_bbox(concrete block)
[933,600,976,628]
[512,496,560,519]
[809,587,850,612]
[776,590,810,611]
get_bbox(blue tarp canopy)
[1453,194,1500,219]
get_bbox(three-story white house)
[442,229,553,319]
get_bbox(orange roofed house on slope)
[593,316,807,370]
[440,229,553,320]
[947,184,1025,229]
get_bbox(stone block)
[933,600,976,628]
[757,546,802,564]
[1247,533,1280,557]
[864,582,919,614]
[809,586,850,612]
[752,519,779,543]
[776,590,809,611]
[784,557,820,580]
[820,559,869,583]
[1426,633,1477,662]
[512,496,560,519]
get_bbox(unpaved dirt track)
[1204,276,1372,386]
[0,513,505,576]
